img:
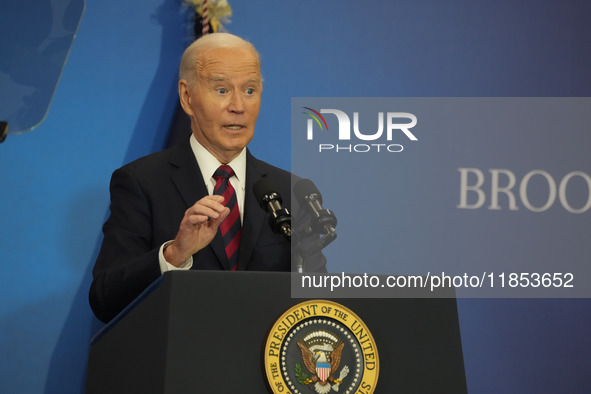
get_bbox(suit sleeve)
[89,166,163,323]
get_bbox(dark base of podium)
[86,271,466,393]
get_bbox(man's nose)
[227,92,245,113]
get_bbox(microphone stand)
[296,215,338,273]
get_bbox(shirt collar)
[189,134,246,191]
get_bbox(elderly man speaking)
[90,33,326,323]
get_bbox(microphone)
[253,178,292,240]
[293,179,337,235]
[293,179,337,256]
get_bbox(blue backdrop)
[1,0,590,392]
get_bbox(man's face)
[180,46,262,164]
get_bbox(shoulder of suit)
[118,142,189,174]
[247,150,294,180]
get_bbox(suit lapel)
[238,150,267,270]
[168,141,229,270]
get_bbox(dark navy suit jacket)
[90,141,326,322]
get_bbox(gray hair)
[179,33,261,86]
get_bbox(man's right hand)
[163,195,229,267]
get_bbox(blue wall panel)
[0,0,187,392]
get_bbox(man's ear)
[178,79,194,117]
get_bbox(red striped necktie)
[213,165,241,270]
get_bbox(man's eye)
[217,88,227,94]
[245,88,254,95]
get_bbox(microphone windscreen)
[294,178,323,206]
[253,178,280,208]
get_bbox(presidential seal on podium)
[264,300,379,394]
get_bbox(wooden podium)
[86,271,466,393]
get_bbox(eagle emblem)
[296,330,350,393]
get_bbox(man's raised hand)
[163,195,229,267]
